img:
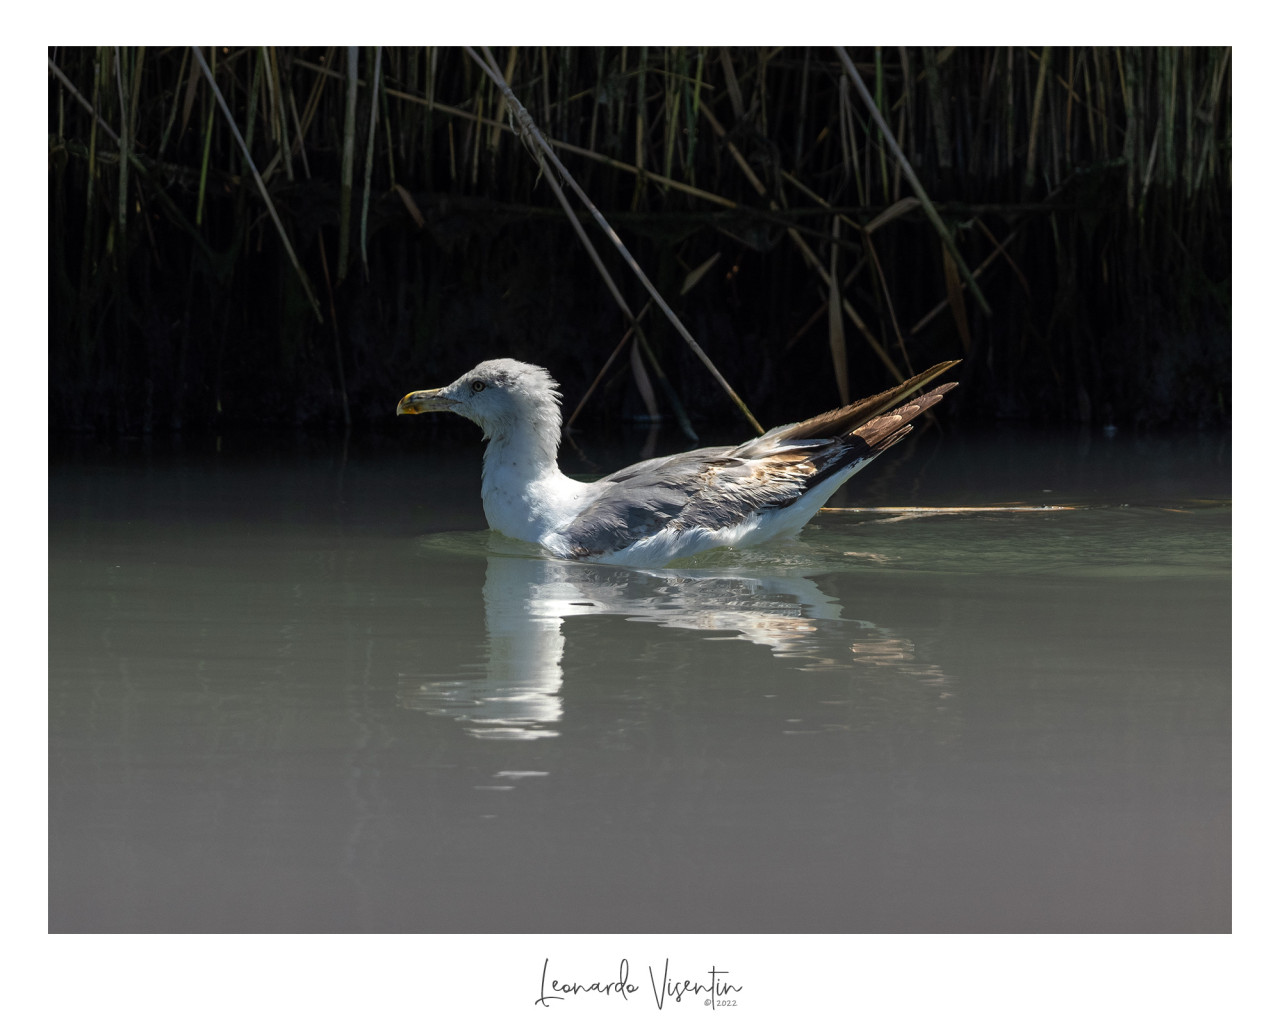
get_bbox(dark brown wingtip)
[893,359,962,399]
[782,360,962,443]
[851,378,958,451]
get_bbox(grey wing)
[558,372,960,558]
[560,447,816,558]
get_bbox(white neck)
[478,412,587,544]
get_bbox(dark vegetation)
[48,46,1231,437]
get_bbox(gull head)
[396,358,564,449]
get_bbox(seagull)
[397,358,959,566]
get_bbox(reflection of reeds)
[49,47,1230,433]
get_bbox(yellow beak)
[396,388,455,415]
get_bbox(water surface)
[49,427,1230,932]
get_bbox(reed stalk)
[48,46,1231,433]
[191,45,322,321]
[360,46,383,278]
[337,47,358,281]
[834,47,992,317]
[466,45,764,434]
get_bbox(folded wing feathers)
[765,380,958,495]
[562,365,959,558]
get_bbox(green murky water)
[49,427,1230,932]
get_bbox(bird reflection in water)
[397,552,946,740]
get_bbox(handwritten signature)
[535,957,742,1009]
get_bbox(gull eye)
[470,380,486,393]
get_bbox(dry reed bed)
[49,47,1231,433]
